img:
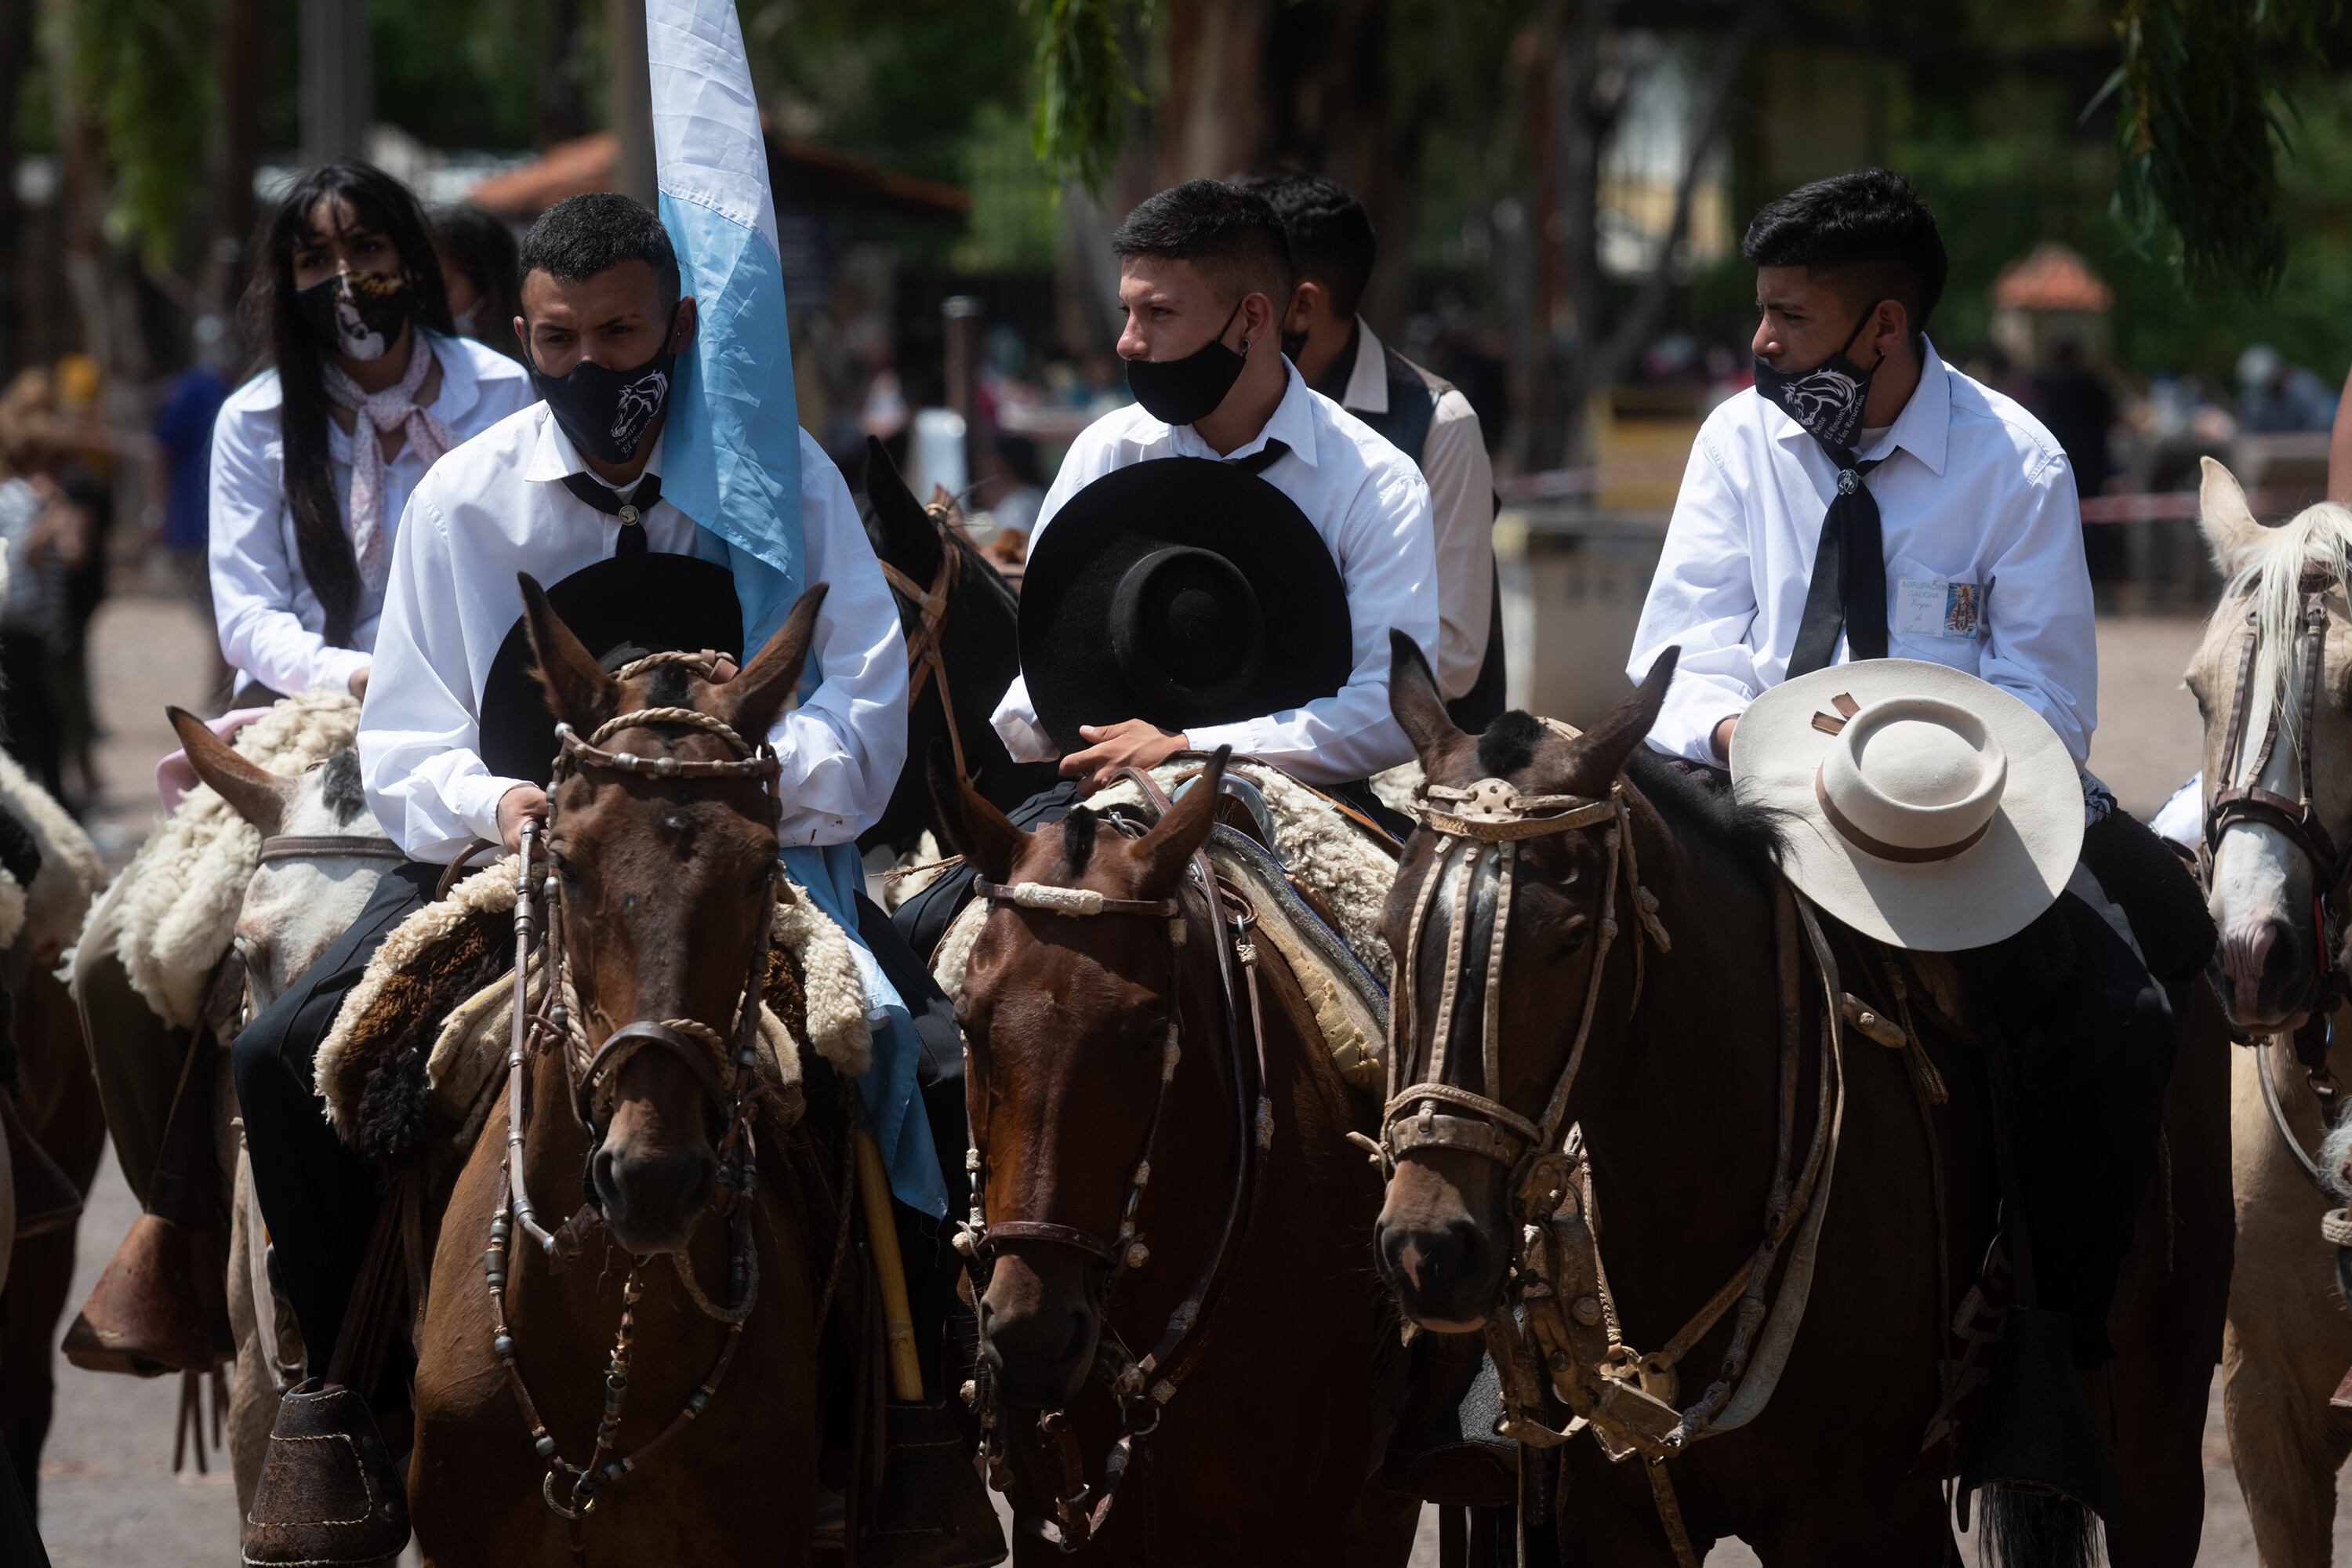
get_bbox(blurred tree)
[0,0,31,376]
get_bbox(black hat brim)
[1018,457,1349,754]
[478,554,743,786]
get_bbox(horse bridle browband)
[487,650,784,1540]
[954,768,1276,1552]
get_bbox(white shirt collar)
[1338,320,1388,416]
[526,404,668,489]
[1769,336,1952,478]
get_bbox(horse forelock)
[317,748,368,826]
[2207,500,2352,788]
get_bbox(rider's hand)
[1710,713,1739,762]
[1060,720,1189,796]
[498,784,549,852]
[347,665,371,701]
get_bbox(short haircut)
[519,192,681,312]
[1111,180,1294,308]
[1741,169,1947,338]
[1236,171,1375,318]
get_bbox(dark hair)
[1236,171,1374,318]
[1740,169,1947,339]
[1110,180,1294,308]
[519,193,681,311]
[430,202,524,362]
[239,159,454,648]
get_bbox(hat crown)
[1818,695,2006,857]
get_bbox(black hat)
[478,554,744,786]
[1018,457,1349,753]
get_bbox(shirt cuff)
[990,683,1058,762]
[455,772,534,849]
[1185,719,1267,759]
[1649,690,1751,766]
[309,644,371,695]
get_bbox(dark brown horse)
[935,755,1420,1565]
[860,437,1057,852]
[408,580,837,1563]
[1371,638,2227,1563]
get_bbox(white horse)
[2186,458,2352,1566]
[162,709,400,1515]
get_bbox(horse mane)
[1622,748,1787,880]
[2213,499,2352,784]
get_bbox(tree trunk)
[0,0,30,379]
[1155,0,1269,186]
[204,0,266,323]
[41,0,150,385]
[539,0,590,147]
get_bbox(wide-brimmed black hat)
[479,554,743,785]
[1018,457,1350,753]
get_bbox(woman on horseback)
[210,159,532,706]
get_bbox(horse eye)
[1552,915,1591,963]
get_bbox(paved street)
[21,590,2344,1565]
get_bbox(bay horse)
[1370,634,2227,1563]
[860,436,1057,853]
[933,752,1420,1565]
[408,579,834,1563]
[2184,457,2352,1566]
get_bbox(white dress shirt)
[1628,341,2097,767]
[1337,322,1496,701]
[209,332,533,696]
[358,402,909,862]
[989,359,1439,783]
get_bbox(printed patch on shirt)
[1894,577,1987,641]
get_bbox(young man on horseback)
[985,178,1439,804]
[1628,168,2208,1518]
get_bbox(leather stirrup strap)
[324,1172,417,1398]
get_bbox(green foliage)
[2108,0,2342,297]
[55,0,212,267]
[371,0,550,151]
[956,99,1064,272]
[1022,0,1142,193]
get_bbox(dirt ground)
[22,592,2344,1565]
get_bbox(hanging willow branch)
[1022,0,1146,193]
[2105,0,2339,296]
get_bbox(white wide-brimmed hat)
[1731,659,2082,951]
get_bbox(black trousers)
[233,863,437,1367]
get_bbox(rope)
[587,706,754,756]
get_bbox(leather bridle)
[953,768,1275,1552]
[485,651,783,1540]
[879,501,982,787]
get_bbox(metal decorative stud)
[1836,468,1860,495]
[619,505,641,527]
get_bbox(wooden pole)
[855,1130,925,1402]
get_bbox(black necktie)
[1232,439,1289,476]
[1786,452,1886,677]
[561,471,661,556]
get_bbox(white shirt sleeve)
[988,424,1113,760]
[1629,430,1764,764]
[1978,451,2097,765]
[208,398,371,696]
[1188,462,1439,782]
[1420,391,1497,702]
[764,440,909,846]
[358,490,526,862]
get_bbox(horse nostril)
[592,1147,622,1210]
[1062,1310,1090,1366]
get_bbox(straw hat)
[1731,659,2082,951]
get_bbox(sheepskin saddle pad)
[314,857,877,1167]
[0,742,103,960]
[932,760,1397,1094]
[85,690,358,1029]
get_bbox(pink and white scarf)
[324,339,456,591]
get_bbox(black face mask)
[1127,298,1248,427]
[526,309,681,466]
[296,269,416,365]
[1752,302,1886,453]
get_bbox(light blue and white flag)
[649,0,945,1218]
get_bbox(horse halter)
[1371,724,1671,1184]
[488,649,781,1537]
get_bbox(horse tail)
[1975,1485,2100,1568]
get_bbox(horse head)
[166,707,387,1014]
[932,749,1228,1408]
[1372,633,1677,1330]
[520,573,826,1257]
[2187,458,2352,1033]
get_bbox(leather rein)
[484,651,784,1540]
[2202,568,2352,1184]
[953,768,1276,1552]
[1369,726,1853,1568]
[879,501,978,787]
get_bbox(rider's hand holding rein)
[1062,718,1189,795]
[498,784,549,853]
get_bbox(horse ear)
[2198,457,2264,575]
[518,572,619,733]
[168,706,293,837]
[1388,629,1463,765]
[1131,746,1228,899]
[928,742,1022,884]
[864,437,941,571]
[1564,647,1679,789]
[720,583,829,743]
